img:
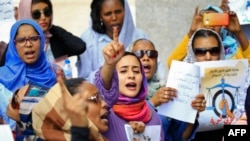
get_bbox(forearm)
[234,30,249,51]
[167,35,189,68]
[101,62,116,89]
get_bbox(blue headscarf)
[0,19,56,92]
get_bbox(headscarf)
[112,53,153,123]
[89,0,136,49]
[0,19,56,92]
[18,0,53,51]
[183,28,225,63]
[126,39,165,99]
[204,5,238,59]
[32,83,105,141]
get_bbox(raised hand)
[57,76,102,140]
[188,6,204,37]
[102,27,124,66]
[57,75,88,127]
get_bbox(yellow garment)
[167,34,250,68]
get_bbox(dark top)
[245,85,250,125]
[71,126,90,141]
[49,25,86,58]
[0,41,7,66]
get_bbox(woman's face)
[193,36,221,62]
[15,24,41,64]
[116,55,143,97]
[80,82,108,133]
[100,0,124,38]
[132,40,157,81]
[31,2,52,32]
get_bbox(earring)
[100,19,103,27]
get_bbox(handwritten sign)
[0,0,15,21]
[158,60,200,123]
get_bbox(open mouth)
[100,111,109,124]
[25,50,35,59]
[143,65,151,73]
[125,82,137,90]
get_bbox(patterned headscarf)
[0,19,56,92]
[32,83,105,141]
[183,28,225,63]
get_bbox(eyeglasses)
[87,94,105,103]
[31,7,52,19]
[11,89,20,110]
[193,47,220,57]
[133,50,158,58]
[14,35,40,47]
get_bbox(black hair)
[123,51,142,66]
[64,78,86,96]
[192,29,221,51]
[90,0,124,33]
[31,0,53,14]
[15,23,39,38]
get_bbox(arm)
[167,35,189,68]
[167,6,203,68]
[50,25,86,57]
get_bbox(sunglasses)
[133,50,158,58]
[14,35,40,47]
[87,93,105,103]
[31,7,52,19]
[193,46,220,57]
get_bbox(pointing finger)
[57,75,72,104]
[113,26,119,43]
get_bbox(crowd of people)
[0,0,250,141]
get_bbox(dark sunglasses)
[31,7,52,19]
[193,46,220,57]
[133,50,158,58]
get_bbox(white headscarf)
[183,28,225,63]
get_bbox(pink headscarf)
[18,0,53,51]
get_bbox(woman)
[94,28,164,140]
[18,0,86,63]
[167,3,250,68]
[0,19,57,92]
[130,38,206,141]
[76,0,148,83]
[0,19,57,136]
[26,77,107,141]
[183,28,225,141]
